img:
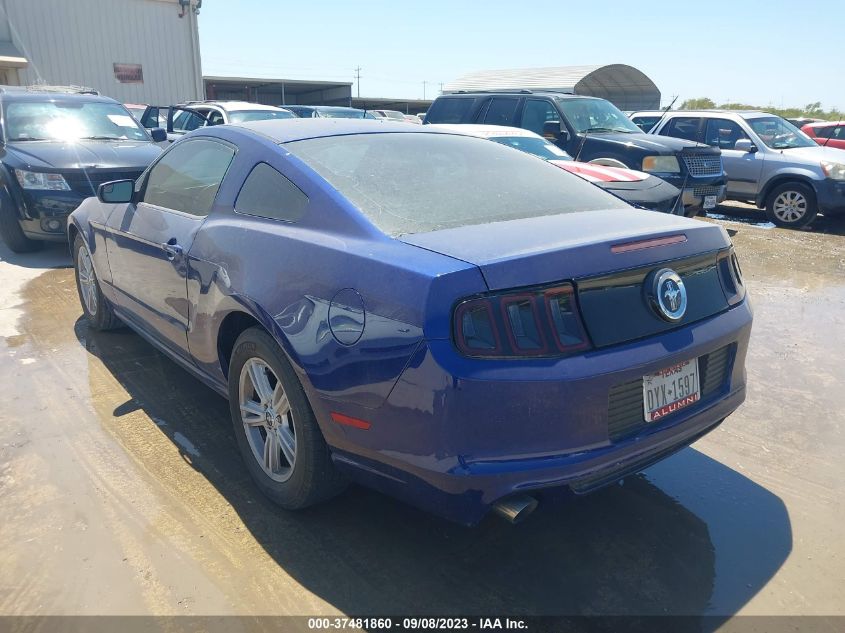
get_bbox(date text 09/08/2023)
[307,617,528,630]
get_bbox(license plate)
[643,359,700,422]
[703,195,717,210]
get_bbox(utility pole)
[422,80,427,100]
[354,66,361,98]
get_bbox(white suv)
[650,110,845,227]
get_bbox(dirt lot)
[1,205,843,617]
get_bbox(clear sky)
[198,0,844,110]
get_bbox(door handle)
[161,240,183,260]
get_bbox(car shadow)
[0,240,72,269]
[76,319,792,617]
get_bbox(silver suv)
[650,110,845,227]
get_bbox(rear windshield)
[285,132,627,236]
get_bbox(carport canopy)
[443,64,661,111]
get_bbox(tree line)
[678,97,843,121]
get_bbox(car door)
[105,137,236,357]
[703,118,763,198]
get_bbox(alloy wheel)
[772,190,808,223]
[238,358,296,482]
[76,244,98,316]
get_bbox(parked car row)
[423,91,728,218]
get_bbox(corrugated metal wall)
[2,0,201,103]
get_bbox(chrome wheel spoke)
[278,424,296,467]
[247,361,273,404]
[263,429,282,473]
[240,400,265,426]
[272,382,290,416]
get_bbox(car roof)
[234,118,459,143]
[804,120,844,128]
[182,100,288,112]
[430,124,543,140]
[663,109,770,119]
[442,91,596,101]
[0,91,118,104]
[630,111,666,117]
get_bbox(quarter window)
[143,139,235,216]
[235,162,309,222]
[424,97,474,124]
[660,117,702,142]
[704,119,749,150]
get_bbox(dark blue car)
[69,119,752,525]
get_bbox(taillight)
[718,249,746,305]
[453,283,591,358]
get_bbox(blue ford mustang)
[69,119,752,525]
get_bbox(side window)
[235,162,309,223]
[482,98,519,126]
[425,97,474,124]
[520,99,560,135]
[814,126,834,138]
[142,139,235,216]
[207,110,225,126]
[704,118,749,150]
[833,126,845,140]
[659,117,702,142]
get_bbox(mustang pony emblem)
[663,281,682,312]
[649,269,687,322]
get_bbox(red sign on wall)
[113,63,143,84]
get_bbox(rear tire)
[765,182,818,228]
[228,327,347,509]
[0,198,41,253]
[73,235,121,330]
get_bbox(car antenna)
[573,124,589,162]
[651,94,679,134]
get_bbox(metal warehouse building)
[0,0,202,103]
[444,64,661,110]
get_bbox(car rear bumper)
[682,183,727,211]
[321,299,752,525]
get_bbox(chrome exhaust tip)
[492,495,538,524]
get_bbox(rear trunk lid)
[400,209,738,348]
[399,208,729,291]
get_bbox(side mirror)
[97,179,134,204]
[150,128,167,143]
[542,121,569,143]
[734,138,758,153]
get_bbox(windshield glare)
[228,110,296,123]
[489,136,572,161]
[286,132,627,236]
[556,98,641,134]
[5,100,149,142]
[746,116,816,150]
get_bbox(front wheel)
[765,182,818,228]
[73,235,121,330]
[228,327,346,509]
